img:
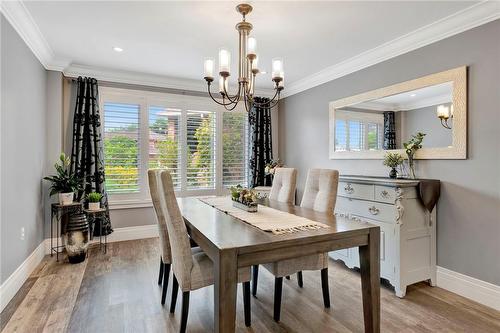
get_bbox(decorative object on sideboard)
[231,185,258,212]
[383,152,404,179]
[87,192,103,211]
[436,104,453,129]
[44,153,83,205]
[403,132,426,179]
[203,3,284,111]
[264,159,284,182]
[64,212,90,264]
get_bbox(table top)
[178,197,376,254]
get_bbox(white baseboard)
[437,266,500,311]
[0,241,46,312]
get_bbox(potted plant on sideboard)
[87,192,103,211]
[44,153,82,205]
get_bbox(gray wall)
[401,103,452,148]
[278,20,500,285]
[1,16,47,283]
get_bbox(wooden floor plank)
[1,238,499,333]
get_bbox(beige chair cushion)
[300,169,339,213]
[159,170,250,292]
[148,169,171,263]
[263,253,329,278]
[269,168,297,204]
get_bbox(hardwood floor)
[1,238,499,333]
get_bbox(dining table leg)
[214,249,238,333]
[359,227,381,333]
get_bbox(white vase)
[59,192,74,205]
[88,202,100,211]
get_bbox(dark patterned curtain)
[70,77,112,236]
[248,97,273,188]
[383,111,396,150]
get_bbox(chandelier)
[203,3,284,111]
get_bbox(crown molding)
[63,64,275,97]
[282,1,500,98]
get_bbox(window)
[99,87,249,205]
[335,110,383,151]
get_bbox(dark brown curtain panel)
[70,77,112,236]
[248,97,273,187]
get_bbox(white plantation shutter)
[103,102,140,194]
[148,106,181,189]
[186,110,216,190]
[222,112,248,188]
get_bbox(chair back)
[300,169,339,213]
[269,168,297,204]
[159,170,194,290]
[148,169,171,263]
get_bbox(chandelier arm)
[223,93,242,111]
[222,83,241,103]
[249,88,280,107]
[207,82,238,106]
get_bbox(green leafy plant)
[383,152,405,168]
[265,159,284,175]
[87,192,103,203]
[403,132,426,156]
[43,153,83,196]
[230,185,257,206]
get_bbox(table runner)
[199,196,330,234]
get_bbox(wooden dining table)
[178,197,380,333]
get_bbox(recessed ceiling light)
[410,93,417,97]
[113,47,123,52]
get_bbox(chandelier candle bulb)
[219,48,231,75]
[272,58,284,80]
[247,37,257,58]
[204,58,215,79]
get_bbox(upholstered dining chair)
[255,168,339,322]
[159,170,252,333]
[252,167,297,297]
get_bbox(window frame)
[99,87,247,209]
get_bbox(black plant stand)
[50,202,83,261]
[84,208,108,254]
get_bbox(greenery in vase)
[43,153,83,196]
[230,185,258,206]
[86,192,103,203]
[383,152,405,168]
[264,159,284,175]
[403,132,426,157]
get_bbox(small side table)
[50,202,83,261]
[84,209,108,254]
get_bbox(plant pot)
[389,167,397,179]
[232,200,258,213]
[59,192,74,205]
[88,202,101,211]
[64,212,89,264]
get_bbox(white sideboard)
[331,175,438,297]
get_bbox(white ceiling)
[12,1,496,94]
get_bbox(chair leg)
[243,281,251,327]
[161,263,171,305]
[180,291,190,333]
[274,277,283,322]
[158,257,164,285]
[321,268,331,308]
[170,274,179,312]
[252,265,259,297]
[297,271,303,288]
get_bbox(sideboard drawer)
[337,196,395,223]
[374,186,396,204]
[338,182,374,200]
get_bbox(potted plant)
[403,132,426,179]
[44,153,82,205]
[87,192,103,211]
[265,159,284,179]
[383,152,404,179]
[230,185,258,212]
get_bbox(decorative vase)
[88,202,100,211]
[59,192,74,205]
[64,213,90,264]
[232,200,258,212]
[389,167,397,179]
[407,154,416,179]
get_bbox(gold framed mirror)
[329,66,467,159]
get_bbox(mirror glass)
[333,82,453,152]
